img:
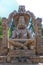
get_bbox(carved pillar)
[35,18,42,54]
[0,38,2,48]
[2,18,8,48]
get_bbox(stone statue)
[9,15,36,50]
[12,16,32,39]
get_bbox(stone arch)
[2,6,42,51]
[26,11,36,32]
[8,10,17,27]
[8,10,36,35]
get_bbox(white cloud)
[17,0,43,18]
[42,22,43,24]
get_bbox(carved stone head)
[17,16,27,29]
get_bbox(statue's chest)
[17,29,27,38]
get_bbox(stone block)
[0,56,7,62]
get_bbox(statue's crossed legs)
[9,39,36,50]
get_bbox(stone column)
[0,38,2,48]
[2,18,8,48]
[35,18,42,54]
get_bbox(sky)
[0,0,43,24]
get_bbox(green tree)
[42,26,43,36]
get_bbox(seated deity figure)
[12,16,32,39]
[10,16,36,50]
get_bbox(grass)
[42,36,43,38]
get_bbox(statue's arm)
[27,30,32,39]
[12,31,17,39]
